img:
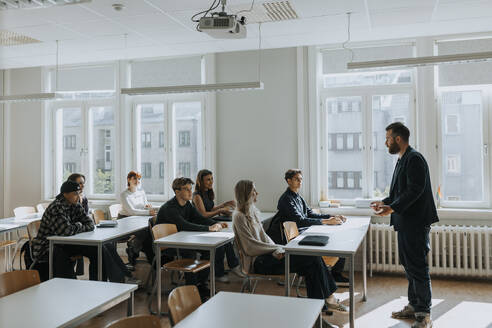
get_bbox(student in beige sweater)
[232,180,348,314]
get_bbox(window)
[141,132,151,148]
[54,103,115,196]
[63,135,76,149]
[64,162,76,174]
[159,131,165,148]
[439,89,486,204]
[178,131,191,147]
[142,162,152,178]
[178,162,191,178]
[320,69,414,201]
[159,162,164,179]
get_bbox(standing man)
[371,122,438,328]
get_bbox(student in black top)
[157,177,226,298]
[192,169,241,282]
[269,169,349,286]
[371,123,438,328]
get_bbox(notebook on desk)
[97,220,118,228]
[298,235,329,246]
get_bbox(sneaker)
[411,314,432,328]
[216,275,230,283]
[124,276,142,285]
[391,304,415,319]
[125,264,135,272]
[333,273,349,288]
[230,265,246,278]
[325,298,349,314]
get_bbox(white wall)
[215,48,299,211]
[3,67,43,216]
[0,71,4,215]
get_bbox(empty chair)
[109,204,122,219]
[93,209,106,224]
[105,314,160,328]
[13,206,36,218]
[11,206,37,270]
[36,203,50,214]
[168,285,202,325]
[0,270,40,297]
[0,239,16,272]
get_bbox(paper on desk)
[196,232,235,238]
[306,219,367,233]
[0,223,20,230]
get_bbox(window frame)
[319,83,415,204]
[437,85,491,208]
[132,94,206,201]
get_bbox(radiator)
[369,223,492,278]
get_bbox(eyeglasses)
[180,187,193,192]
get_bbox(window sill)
[319,206,492,222]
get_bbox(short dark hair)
[284,169,302,182]
[67,173,85,183]
[386,122,410,142]
[172,177,194,191]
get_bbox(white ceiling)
[2,0,492,69]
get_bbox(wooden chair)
[0,239,16,272]
[25,220,42,270]
[234,237,284,294]
[0,270,40,297]
[168,285,202,326]
[36,203,50,214]
[105,314,160,328]
[92,209,106,224]
[148,224,210,315]
[109,204,122,219]
[10,206,38,270]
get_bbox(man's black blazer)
[383,146,439,232]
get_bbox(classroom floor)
[1,250,491,328]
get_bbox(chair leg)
[296,276,307,298]
[147,268,168,316]
[240,278,248,293]
[251,280,259,293]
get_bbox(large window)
[54,102,115,196]
[438,88,488,207]
[319,71,414,202]
[134,98,203,199]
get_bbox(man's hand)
[322,217,343,225]
[370,201,384,212]
[335,215,347,223]
[375,205,394,217]
[220,222,228,228]
[273,251,284,260]
[209,223,223,232]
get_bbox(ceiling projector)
[198,13,247,39]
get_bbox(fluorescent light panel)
[0,93,56,103]
[121,81,263,95]
[347,51,492,70]
[0,90,115,103]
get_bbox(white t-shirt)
[119,189,151,216]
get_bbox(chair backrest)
[26,220,42,240]
[0,270,40,298]
[36,203,50,214]
[108,204,122,219]
[93,209,106,224]
[151,223,178,241]
[168,285,202,325]
[13,206,36,218]
[282,221,299,242]
[105,315,161,328]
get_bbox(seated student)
[269,169,349,286]
[156,177,226,299]
[32,181,136,283]
[192,169,242,282]
[232,180,348,314]
[119,170,155,265]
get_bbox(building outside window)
[142,162,152,178]
[141,132,151,148]
[64,135,76,149]
[178,130,191,147]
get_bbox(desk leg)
[285,253,290,297]
[363,235,367,302]
[49,240,53,279]
[156,245,161,316]
[319,312,322,328]
[127,291,134,316]
[210,248,215,298]
[97,244,103,281]
[349,255,355,328]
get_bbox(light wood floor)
[1,249,491,328]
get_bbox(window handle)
[484,144,488,156]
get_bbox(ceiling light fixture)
[347,51,492,70]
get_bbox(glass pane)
[323,70,412,88]
[61,108,82,183]
[441,90,484,202]
[325,96,363,199]
[372,94,411,198]
[138,104,165,195]
[173,102,202,180]
[90,106,114,194]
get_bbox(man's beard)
[388,143,400,154]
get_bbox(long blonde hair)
[234,180,255,215]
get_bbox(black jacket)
[156,197,216,232]
[383,146,439,232]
